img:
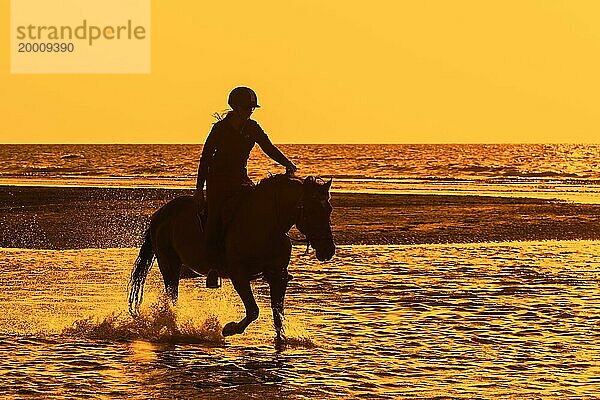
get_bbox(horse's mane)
[255,173,303,189]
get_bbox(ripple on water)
[0,242,599,398]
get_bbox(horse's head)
[296,176,336,261]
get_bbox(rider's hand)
[285,162,297,176]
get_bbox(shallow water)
[1,241,599,399]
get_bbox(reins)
[273,179,311,254]
[291,201,311,254]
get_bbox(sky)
[1,0,600,144]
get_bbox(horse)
[128,174,335,340]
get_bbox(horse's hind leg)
[222,277,259,337]
[155,247,181,303]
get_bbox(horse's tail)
[128,227,155,315]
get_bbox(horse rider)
[195,86,297,288]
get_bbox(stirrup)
[206,269,222,289]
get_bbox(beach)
[1,185,599,249]
[1,149,600,398]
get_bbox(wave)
[423,164,592,180]
[60,154,85,160]
[130,165,171,175]
[459,165,521,175]
[319,170,595,183]
[21,166,77,174]
[16,166,98,176]
[1,144,600,190]
[515,171,585,179]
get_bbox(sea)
[1,144,600,398]
[1,143,599,203]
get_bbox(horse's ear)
[325,178,332,190]
[304,176,315,185]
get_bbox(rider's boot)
[206,268,221,289]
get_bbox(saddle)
[195,185,254,239]
[221,185,254,227]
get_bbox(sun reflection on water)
[0,241,599,398]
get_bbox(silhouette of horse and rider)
[129,87,335,340]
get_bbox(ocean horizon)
[2,143,600,203]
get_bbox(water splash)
[276,335,317,349]
[63,295,225,345]
[277,315,318,349]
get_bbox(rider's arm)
[252,123,296,171]
[196,124,218,191]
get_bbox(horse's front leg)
[222,277,259,337]
[268,272,289,342]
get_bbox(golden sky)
[1,0,600,143]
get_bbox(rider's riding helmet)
[228,87,260,109]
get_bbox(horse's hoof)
[274,333,286,350]
[222,322,239,337]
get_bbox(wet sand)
[1,185,599,249]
